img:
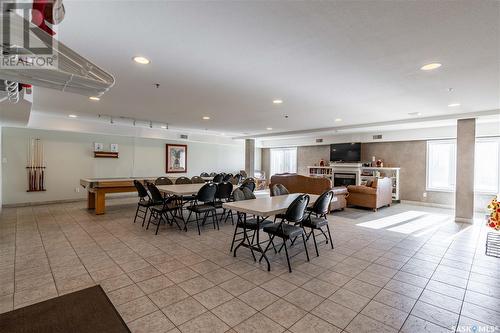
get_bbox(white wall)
[2,127,244,205]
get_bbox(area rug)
[0,285,130,333]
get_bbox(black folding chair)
[185,183,218,235]
[302,190,334,256]
[133,180,154,226]
[261,194,311,272]
[155,177,173,185]
[146,183,181,234]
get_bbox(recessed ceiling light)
[160,125,167,129]
[68,114,78,118]
[408,112,422,116]
[202,116,210,120]
[272,99,283,104]
[420,63,442,71]
[334,118,342,122]
[448,103,461,107]
[266,127,273,130]
[133,56,150,64]
[89,96,100,101]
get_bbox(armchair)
[347,177,392,211]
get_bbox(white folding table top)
[157,183,205,195]
[222,193,319,216]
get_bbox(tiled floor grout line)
[3,202,497,333]
[455,222,484,332]
[64,206,172,323]
[397,223,477,332]
[76,208,258,331]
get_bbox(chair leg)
[302,233,310,262]
[196,213,201,235]
[283,240,292,273]
[142,207,149,227]
[230,225,239,252]
[155,214,162,235]
[311,229,319,257]
[214,211,219,230]
[184,211,192,232]
[146,211,154,230]
[134,204,140,223]
[259,234,275,262]
[326,224,334,249]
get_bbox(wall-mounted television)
[330,143,361,162]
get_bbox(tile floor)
[0,198,499,333]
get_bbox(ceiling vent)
[316,138,323,143]
[0,12,114,97]
[373,134,383,140]
[179,134,188,140]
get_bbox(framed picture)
[166,144,187,173]
[110,144,119,152]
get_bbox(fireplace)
[334,173,356,187]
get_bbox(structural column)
[245,139,255,178]
[455,118,476,223]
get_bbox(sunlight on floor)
[355,211,428,229]
[356,210,453,235]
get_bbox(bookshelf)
[360,167,400,201]
[307,166,333,179]
[307,165,400,201]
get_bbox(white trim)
[401,200,454,210]
[455,217,474,224]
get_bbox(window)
[426,140,456,191]
[270,147,297,176]
[475,138,500,194]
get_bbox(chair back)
[241,187,256,200]
[240,180,256,192]
[146,183,164,204]
[134,180,149,200]
[191,176,205,184]
[285,194,310,223]
[216,182,233,200]
[271,183,289,196]
[232,188,246,201]
[222,173,233,182]
[213,173,224,184]
[155,177,173,185]
[312,190,333,215]
[175,177,192,184]
[197,183,217,203]
[200,172,209,177]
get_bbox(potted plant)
[486,196,499,231]
[485,195,500,258]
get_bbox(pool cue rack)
[26,138,46,192]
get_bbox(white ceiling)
[31,0,500,137]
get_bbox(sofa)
[347,177,392,211]
[269,173,348,211]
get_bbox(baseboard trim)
[2,194,137,208]
[400,200,454,210]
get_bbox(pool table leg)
[87,191,96,209]
[95,191,106,215]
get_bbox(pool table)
[80,177,156,215]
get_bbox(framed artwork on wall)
[166,144,187,173]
